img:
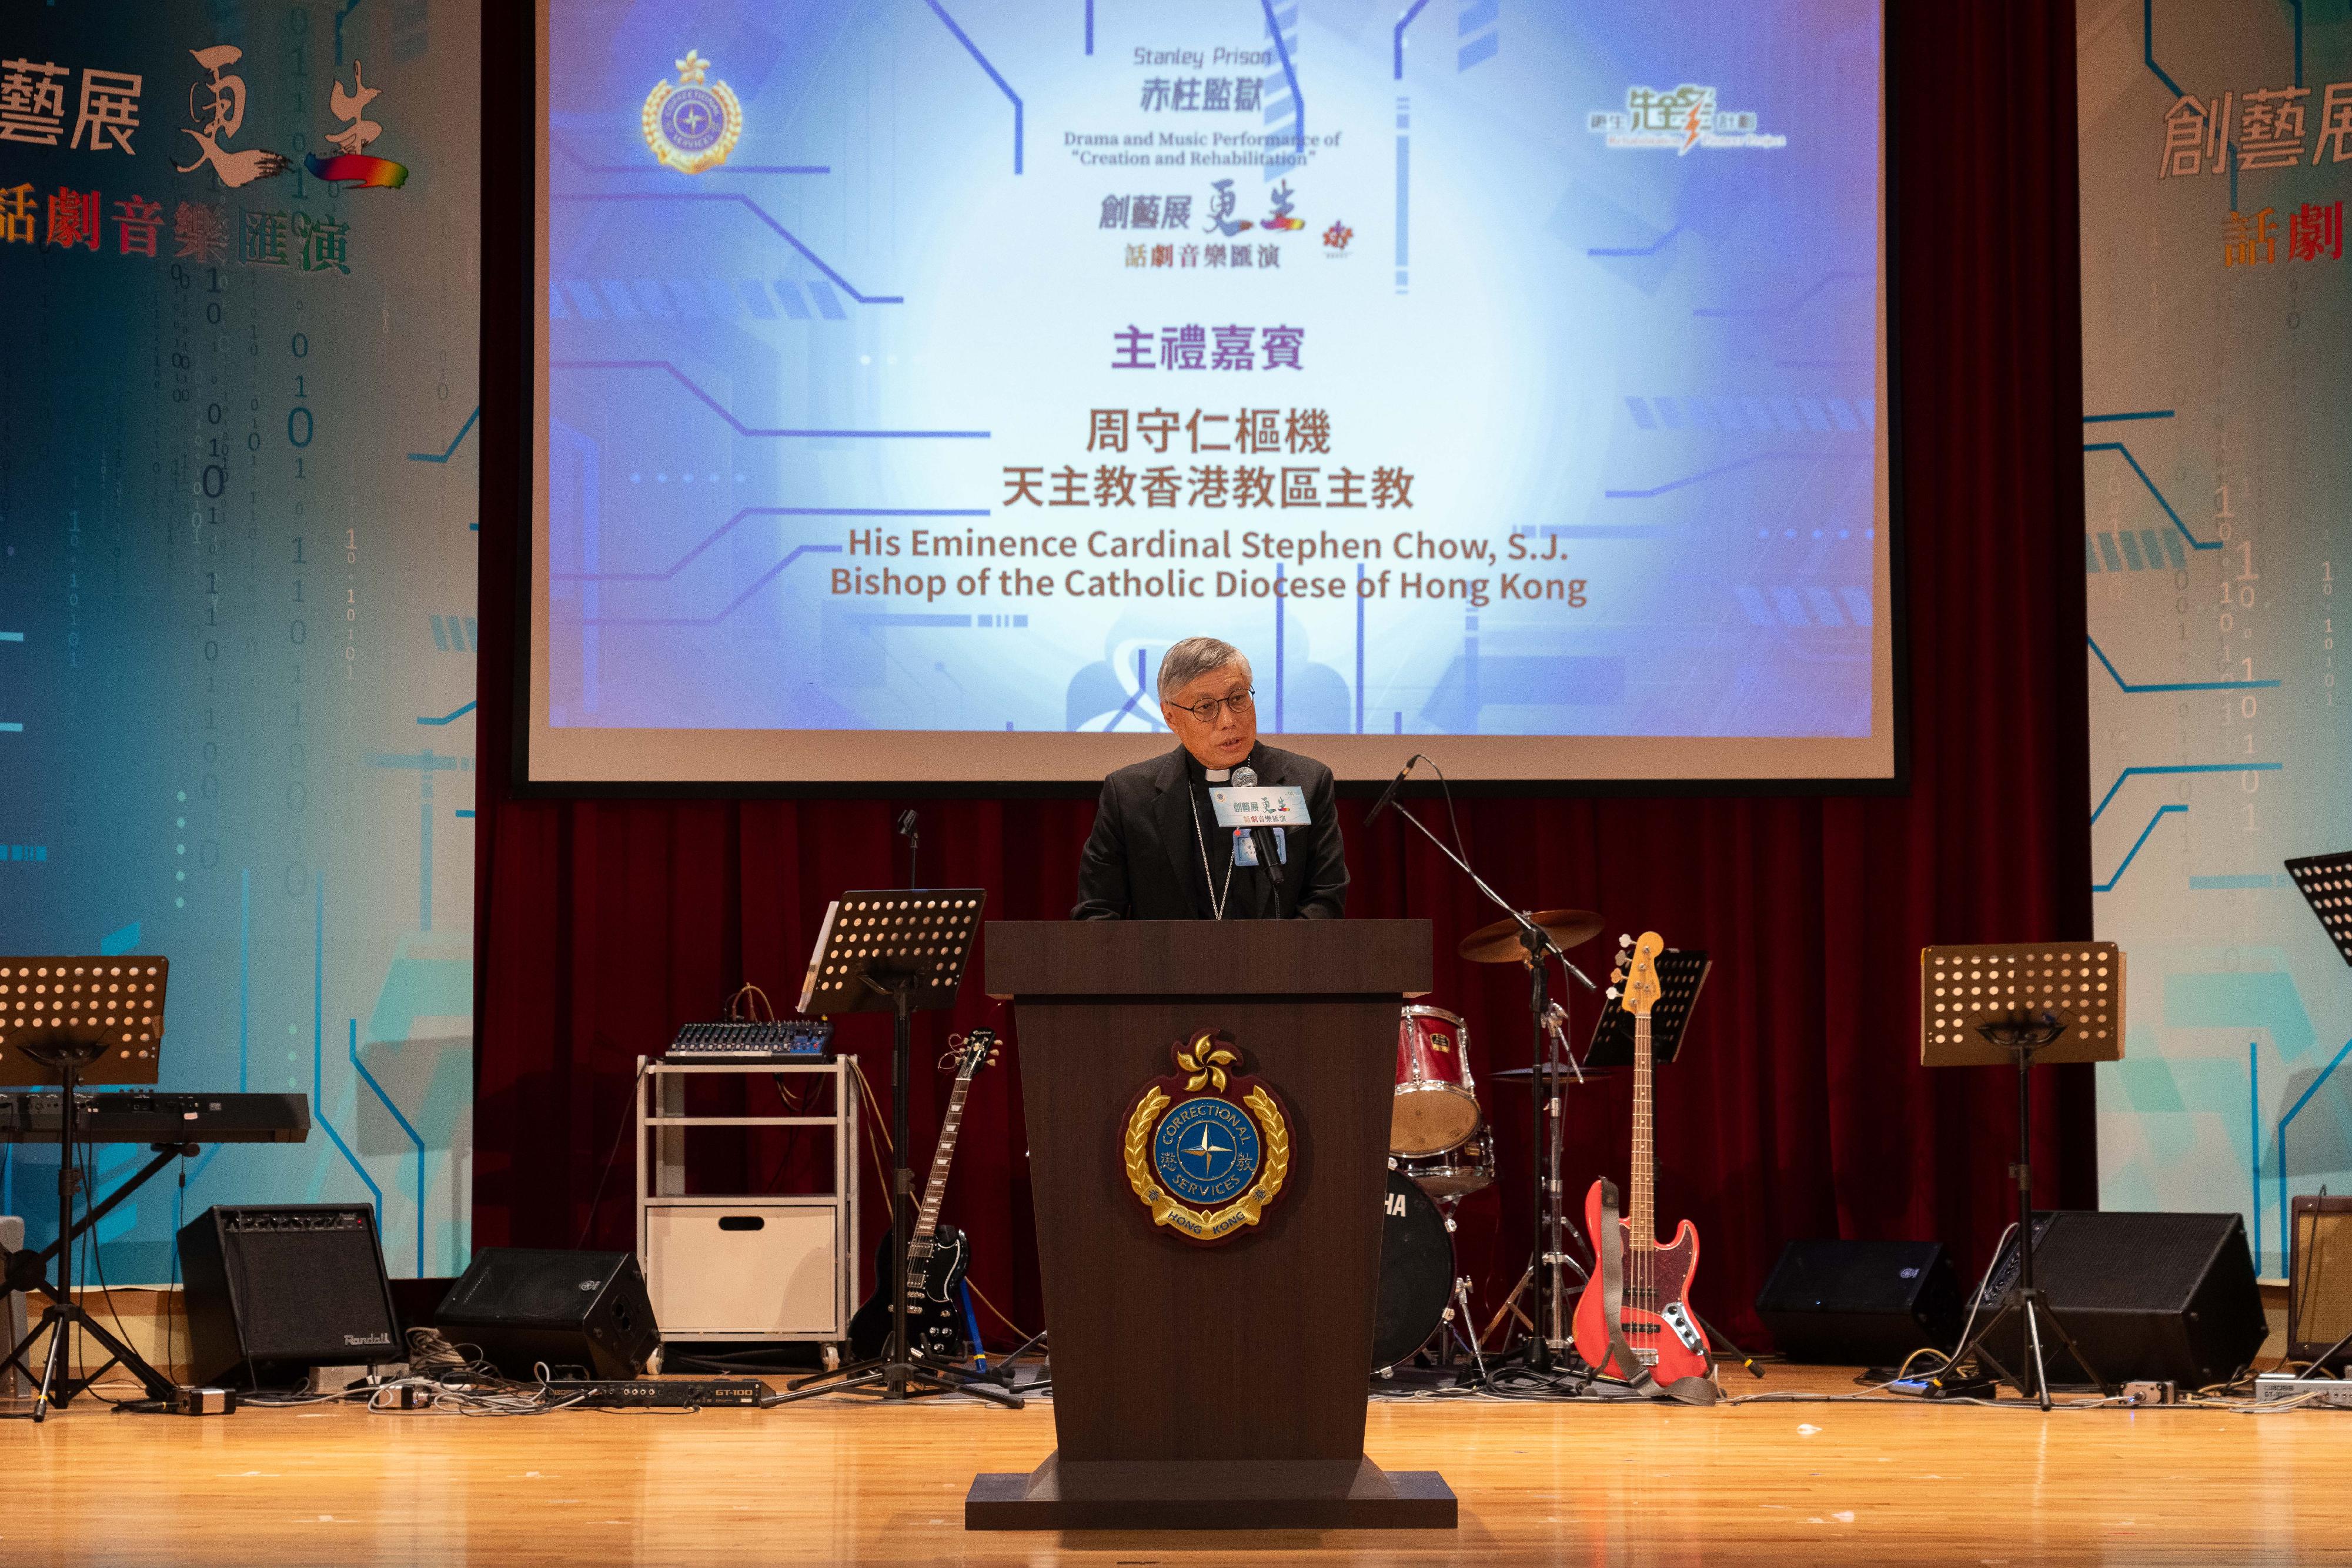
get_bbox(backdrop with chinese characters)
[0,3,479,1282]
[530,0,1894,784]
[2077,2,2351,1272]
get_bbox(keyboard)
[664,1019,834,1062]
[0,1091,311,1145]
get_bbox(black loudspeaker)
[1754,1239,1965,1365]
[177,1205,401,1388]
[1976,1210,2268,1387]
[436,1248,659,1380]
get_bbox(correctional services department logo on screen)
[642,49,741,175]
[1122,1029,1291,1245]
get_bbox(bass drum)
[1372,1169,1456,1372]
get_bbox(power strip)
[544,1378,770,1409]
[2254,1373,2352,1407]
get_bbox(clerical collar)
[1184,747,1255,786]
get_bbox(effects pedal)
[1886,1370,1997,1400]
[546,1377,770,1408]
[2254,1373,2352,1407]
[167,1385,239,1416]
[2120,1379,2180,1406]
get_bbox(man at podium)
[1074,637,1349,921]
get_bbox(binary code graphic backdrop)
[2077,1,2352,1272]
[0,2,479,1281]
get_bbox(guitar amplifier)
[2290,1196,2352,1369]
[1754,1239,1965,1365]
[177,1205,403,1388]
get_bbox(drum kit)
[1374,909,1607,1377]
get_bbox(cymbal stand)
[1382,800,1595,1375]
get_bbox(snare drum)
[1401,1131,1496,1202]
[1392,1004,1481,1156]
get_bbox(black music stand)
[2285,851,2352,966]
[776,891,1018,1409]
[1920,942,2124,1407]
[0,957,176,1417]
[1584,950,1710,1068]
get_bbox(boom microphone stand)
[1369,771,1596,1373]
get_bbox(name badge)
[1210,785,1310,828]
[1233,827,1287,867]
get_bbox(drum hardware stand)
[1376,798,1596,1375]
[1444,1276,1489,1383]
[1920,944,2125,1409]
[774,891,1021,1410]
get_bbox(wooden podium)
[965,920,1457,1531]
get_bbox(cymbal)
[1456,909,1604,963]
[1491,1064,1608,1086]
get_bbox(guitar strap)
[1596,1178,1719,1406]
[1593,1178,1651,1392]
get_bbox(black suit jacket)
[1073,744,1348,921]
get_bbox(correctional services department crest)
[1122,1029,1291,1245]
[642,49,743,175]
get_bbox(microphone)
[1230,765,1287,890]
[1365,754,1420,828]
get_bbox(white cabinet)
[634,1058,858,1348]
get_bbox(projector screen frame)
[507,0,1909,801]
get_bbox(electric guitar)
[847,1028,998,1360]
[1571,932,1710,1384]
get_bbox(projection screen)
[529,0,1896,786]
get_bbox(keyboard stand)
[0,1132,186,1417]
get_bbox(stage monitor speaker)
[2290,1196,2352,1369]
[1753,1239,1963,1365]
[1976,1210,2267,1388]
[176,1204,401,1388]
[435,1248,659,1380]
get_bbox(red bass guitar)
[1571,931,1710,1385]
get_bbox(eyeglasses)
[1170,689,1256,724]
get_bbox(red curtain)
[470,2,2090,1346]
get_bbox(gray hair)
[1157,637,1251,701]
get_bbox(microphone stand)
[1383,798,1595,1376]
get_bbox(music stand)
[1583,950,1709,1069]
[1920,942,2123,1407]
[2285,852,2352,966]
[0,957,175,1417]
[776,892,1018,1408]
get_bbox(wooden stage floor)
[2,1365,2340,1565]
